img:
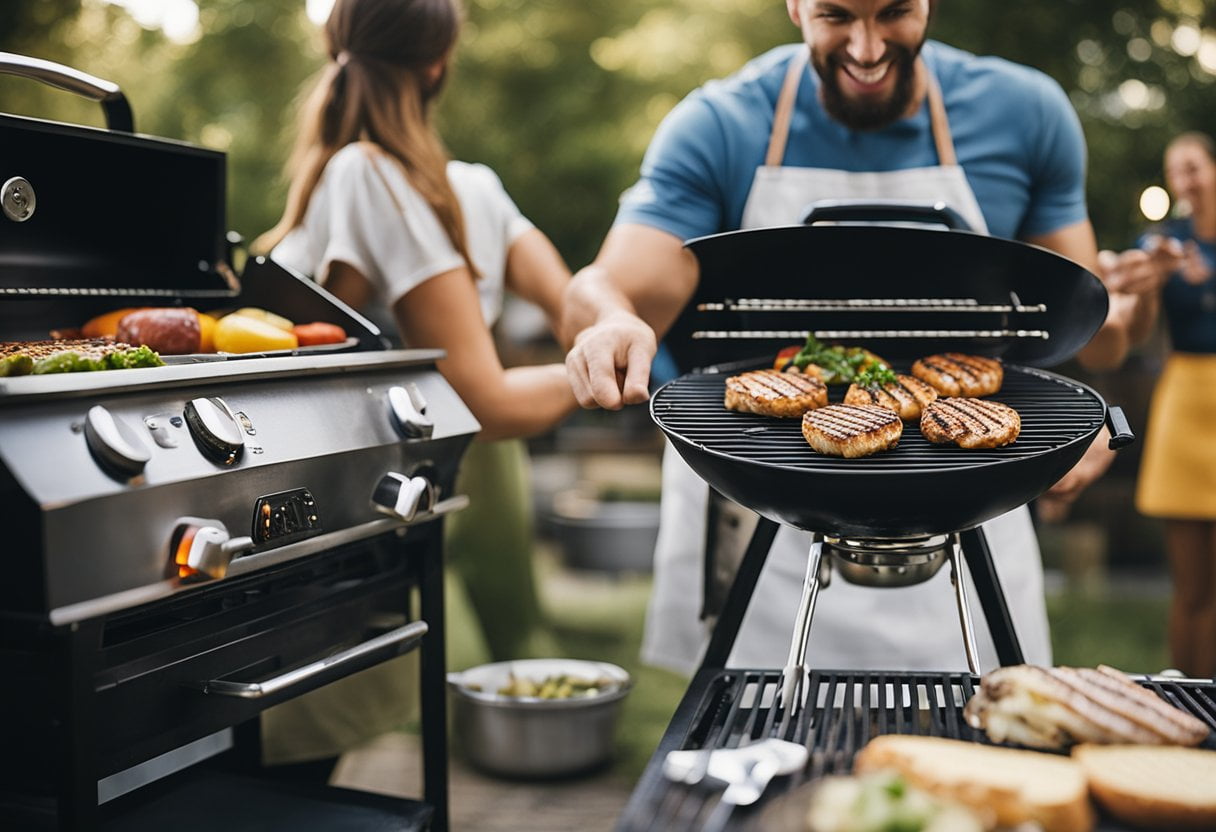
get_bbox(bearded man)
[561,0,1150,674]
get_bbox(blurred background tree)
[5,0,1214,260]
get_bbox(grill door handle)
[194,620,428,699]
[1106,406,1135,449]
[0,51,134,132]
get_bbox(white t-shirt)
[273,143,534,327]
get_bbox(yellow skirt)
[1135,353,1216,519]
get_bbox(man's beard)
[812,40,922,131]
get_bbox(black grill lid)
[666,224,1109,372]
[1,53,233,301]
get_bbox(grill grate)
[621,670,1216,832]
[652,364,1104,471]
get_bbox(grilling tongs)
[778,534,984,715]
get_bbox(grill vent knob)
[84,405,151,477]
[184,397,244,464]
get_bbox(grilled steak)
[963,664,1211,750]
[911,353,1003,397]
[724,369,828,418]
[920,398,1020,448]
[843,374,938,421]
[801,404,902,458]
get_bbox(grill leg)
[417,524,449,832]
[958,526,1025,667]
[699,518,779,670]
[948,534,982,675]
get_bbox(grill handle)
[0,51,134,132]
[801,199,971,232]
[194,620,428,699]
[1106,405,1135,449]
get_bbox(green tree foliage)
[3,0,1216,260]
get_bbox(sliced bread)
[854,734,1094,832]
[1073,744,1216,830]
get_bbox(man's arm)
[562,223,700,410]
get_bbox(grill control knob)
[170,517,254,580]
[84,405,151,477]
[387,384,433,440]
[184,397,244,464]
[371,472,436,522]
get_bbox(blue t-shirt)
[616,41,1088,242]
[1138,220,1216,354]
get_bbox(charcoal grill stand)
[701,519,1025,671]
[616,517,1026,832]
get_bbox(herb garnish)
[791,335,886,385]
[855,362,897,390]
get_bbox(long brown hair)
[256,0,477,278]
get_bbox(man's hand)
[1035,428,1116,522]
[1179,240,1214,286]
[565,310,657,410]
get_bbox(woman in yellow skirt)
[1126,132,1216,678]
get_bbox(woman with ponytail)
[255,0,576,776]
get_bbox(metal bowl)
[447,658,632,779]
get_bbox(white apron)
[641,50,1051,674]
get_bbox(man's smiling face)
[788,0,932,131]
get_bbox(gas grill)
[618,215,1216,830]
[0,53,476,831]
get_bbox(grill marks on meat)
[843,374,939,421]
[801,404,902,458]
[921,398,1021,449]
[912,353,1003,397]
[724,370,828,418]
[963,664,1211,750]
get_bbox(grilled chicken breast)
[911,353,1004,397]
[801,404,902,458]
[724,369,828,418]
[843,374,939,421]
[963,664,1211,750]
[920,398,1021,449]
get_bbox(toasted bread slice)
[724,369,828,418]
[1073,744,1216,830]
[801,403,901,458]
[855,735,1094,832]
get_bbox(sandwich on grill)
[854,734,1094,832]
[963,664,1211,750]
[843,365,939,421]
[724,369,828,418]
[801,404,902,458]
[912,353,1003,397]
[921,398,1021,449]
[1073,744,1216,830]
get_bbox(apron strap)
[924,62,958,167]
[764,49,809,167]
[762,51,959,168]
